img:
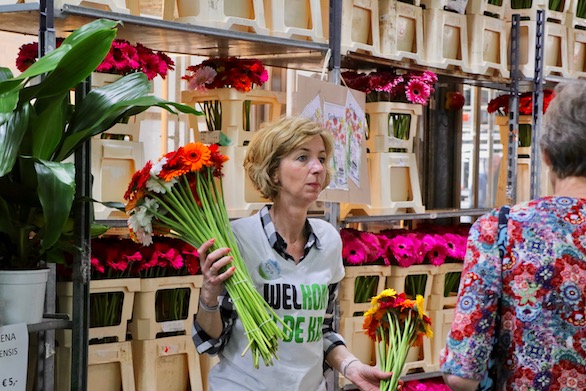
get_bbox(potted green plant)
[0,19,199,325]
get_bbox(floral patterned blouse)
[440,196,586,390]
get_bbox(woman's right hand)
[198,238,236,307]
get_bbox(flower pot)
[0,269,49,325]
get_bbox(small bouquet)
[341,70,437,105]
[16,38,175,80]
[363,289,433,391]
[182,57,269,133]
[487,89,555,147]
[124,142,288,367]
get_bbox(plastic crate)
[466,0,506,19]
[339,316,376,387]
[169,0,269,34]
[505,0,569,24]
[181,88,284,147]
[428,263,463,310]
[264,0,327,42]
[568,27,586,79]
[339,0,381,55]
[341,152,425,217]
[423,8,472,72]
[467,14,510,78]
[131,335,203,391]
[340,265,392,317]
[387,264,438,302]
[55,341,136,391]
[428,308,455,369]
[129,275,203,341]
[56,278,141,347]
[379,0,425,64]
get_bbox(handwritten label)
[0,323,28,391]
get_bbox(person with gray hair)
[192,116,394,390]
[440,82,586,391]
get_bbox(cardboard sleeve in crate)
[428,263,463,311]
[129,275,203,341]
[56,278,141,347]
[340,265,392,317]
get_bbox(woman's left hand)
[345,361,400,391]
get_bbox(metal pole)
[38,1,57,389]
[507,14,521,206]
[530,10,545,200]
[71,79,92,391]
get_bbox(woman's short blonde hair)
[244,116,335,200]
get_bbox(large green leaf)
[33,159,75,252]
[0,104,32,176]
[31,93,69,160]
[54,73,200,160]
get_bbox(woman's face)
[273,135,327,205]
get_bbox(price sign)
[0,323,28,391]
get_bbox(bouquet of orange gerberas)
[363,289,433,391]
[124,142,289,368]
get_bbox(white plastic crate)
[264,0,327,42]
[505,0,570,24]
[339,316,376,387]
[466,0,506,19]
[56,342,136,391]
[341,152,425,217]
[56,278,141,347]
[181,88,284,147]
[129,275,203,341]
[511,19,571,79]
[428,308,455,369]
[379,0,425,64]
[364,101,422,154]
[339,0,381,55]
[339,265,392,317]
[467,14,510,78]
[428,263,463,310]
[387,264,438,302]
[569,27,586,78]
[132,335,203,391]
[218,146,268,218]
[169,0,269,34]
[423,8,472,72]
[566,0,586,28]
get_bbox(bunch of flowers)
[341,227,468,299]
[16,38,175,80]
[403,379,452,391]
[182,57,269,134]
[341,70,437,105]
[57,237,201,329]
[363,289,433,391]
[124,142,288,367]
[342,70,436,145]
[487,89,555,147]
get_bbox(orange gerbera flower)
[182,142,212,172]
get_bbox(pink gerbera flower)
[187,66,217,90]
[343,237,370,265]
[389,234,422,267]
[443,233,467,261]
[424,235,449,266]
[405,78,431,105]
[358,231,385,264]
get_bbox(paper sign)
[0,323,28,391]
[345,92,366,187]
[323,101,348,190]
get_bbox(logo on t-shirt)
[258,258,281,280]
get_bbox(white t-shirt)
[208,213,345,391]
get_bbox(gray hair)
[540,82,586,179]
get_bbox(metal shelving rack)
[0,2,552,389]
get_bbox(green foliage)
[0,19,199,269]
